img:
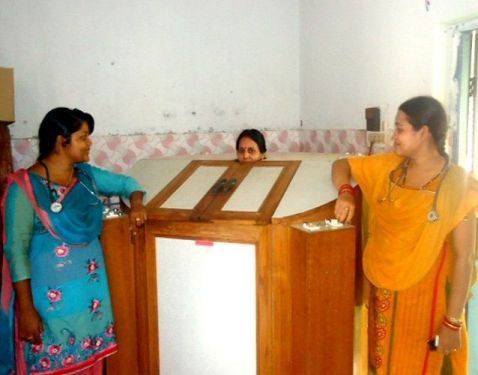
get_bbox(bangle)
[443,316,463,332]
[444,316,463,327]
[443,319,462,331]
[338,184,354,196]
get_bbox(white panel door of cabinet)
[156,238,257,375]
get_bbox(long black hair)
[398,96,448,156]
[37,107,94,161]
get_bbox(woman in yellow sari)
[332,96,478,374]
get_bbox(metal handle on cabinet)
[222,178,237,193]
[211,178,237,194]
[211,178,228,194]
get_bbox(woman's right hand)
[331,158,355,223]
[14,280,44,344]
[334,192,355,224]
[17,304,44,345]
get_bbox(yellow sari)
[349,153,478,374]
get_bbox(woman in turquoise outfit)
[0,108,147,374]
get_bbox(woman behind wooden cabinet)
[236,128,267,162]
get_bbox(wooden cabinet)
[146,159,300,224]
[101,217,141,374]
[103,154,360,375]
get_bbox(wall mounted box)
[0,67,15,125]
[365,107,380,132]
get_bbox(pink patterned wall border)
[11,129,367,173]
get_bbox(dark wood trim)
[102,218,140,374]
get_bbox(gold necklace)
[416,168,445,191]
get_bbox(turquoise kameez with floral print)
[1,163,142,374]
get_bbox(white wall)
[0,0,300,137]
[2,0,478,138]
[300,0,478,130]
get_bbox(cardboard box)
[0,67,15,124]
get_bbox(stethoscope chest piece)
[50,201,63,213]
[427,210,439,223]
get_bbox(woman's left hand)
[436,324,462,355]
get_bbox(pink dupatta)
[1,169,61,312]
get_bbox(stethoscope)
[40,161,100,213]
[378,158,450,223]
[76,168,101,207]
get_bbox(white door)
[156,237,257,375]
